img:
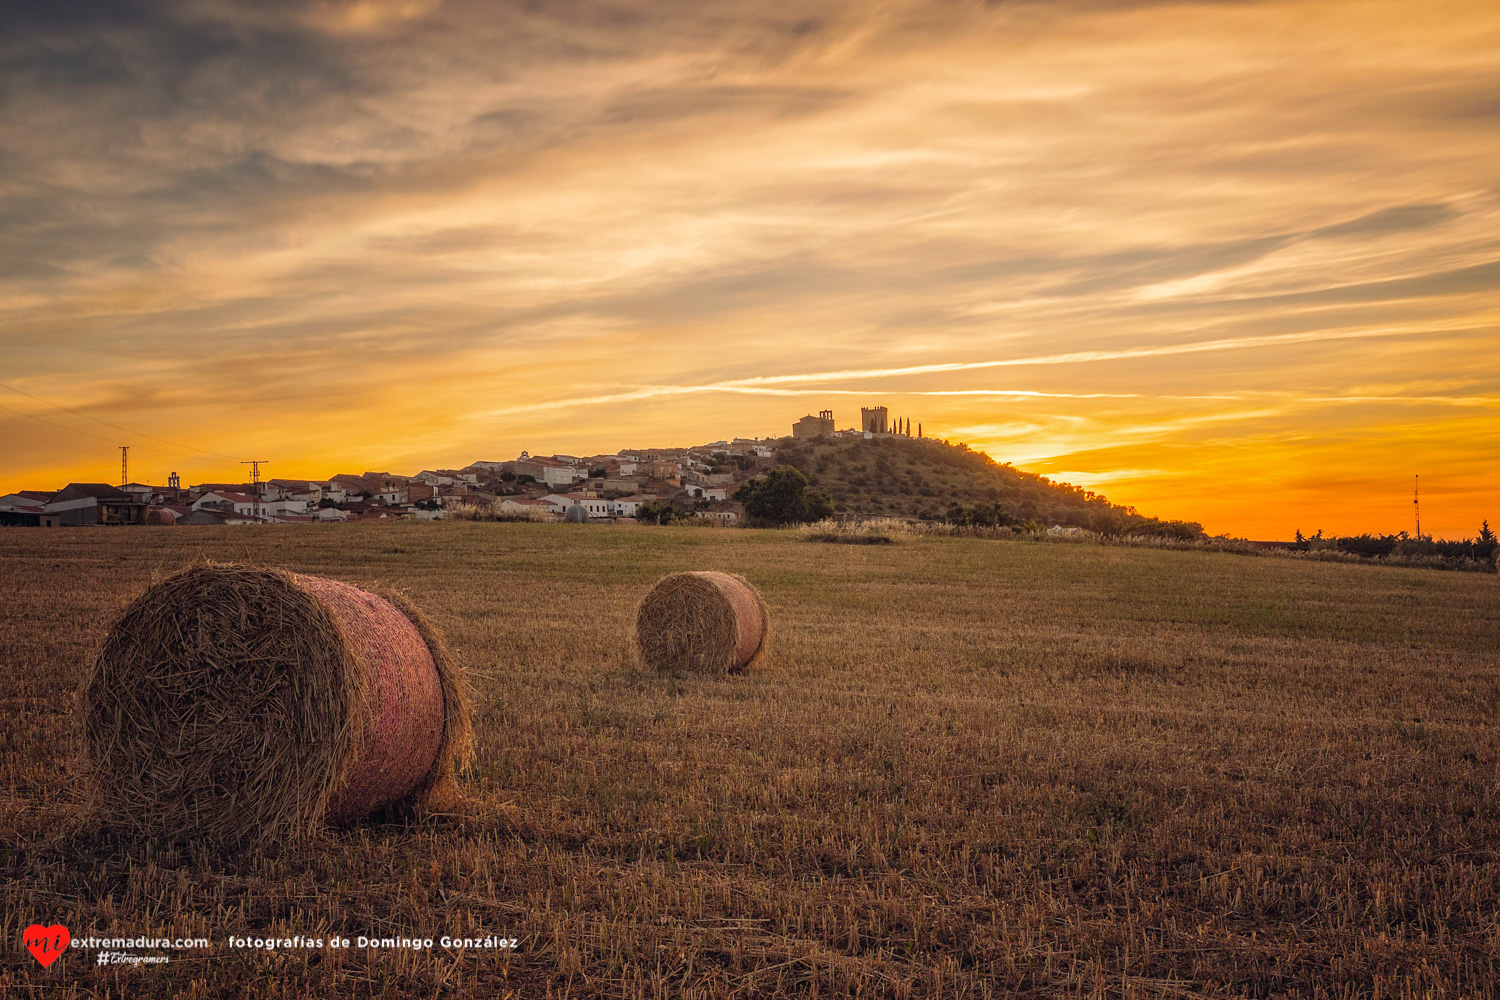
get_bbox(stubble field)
[1,521,1497,998]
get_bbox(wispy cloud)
[1,0,1497,535]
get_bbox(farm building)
[0,491,52,527]
[40,484,147,527]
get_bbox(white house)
[564,494,613,519]
[611,494,655,516]
[497,498,554,518]
[192,491,262,516]
[181,506,264,525]
[120,482,172,504]
[263,498,311,517]
[516,456,583,486]
[267,479,323,501]
[683,485,732,501]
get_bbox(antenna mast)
[1413,474,1421,541]
[120,445,129,486]
[241,460,269,519]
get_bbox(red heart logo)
[24,924,70,968]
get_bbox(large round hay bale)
[635,571,768,675]
[78,564,472,843]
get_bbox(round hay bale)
[564,502,590,523]
[635,571,768,675]
[78,564,472,844]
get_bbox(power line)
[0,401,129,447]
[0,382,241,462]
[0,401,230,467]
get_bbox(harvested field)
[2,521,1498,997]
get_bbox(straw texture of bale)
[635,571,768,675]
[78,564,471,843]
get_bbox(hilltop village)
[1,407,917,528]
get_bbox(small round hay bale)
[78,564,472,844]
[564,502,590,523]
[635,571,768,675]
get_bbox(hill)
[769,433,1204,537]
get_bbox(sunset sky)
[2,0,1496,538]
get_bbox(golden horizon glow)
[2,0,1497,538]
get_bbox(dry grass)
[2,521,1498,998]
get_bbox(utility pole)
[241,460,269,519]
[1414,474,1421,541]
[120,445,129,486]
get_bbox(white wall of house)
[611,495,654,516]
[265,498,311,516]
[574,498,612,517]
[498,498,551,514]
[192,492,259,515]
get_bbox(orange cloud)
[1,0,1496,538]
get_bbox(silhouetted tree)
[736,466,833,525]
[635,501,677,525]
